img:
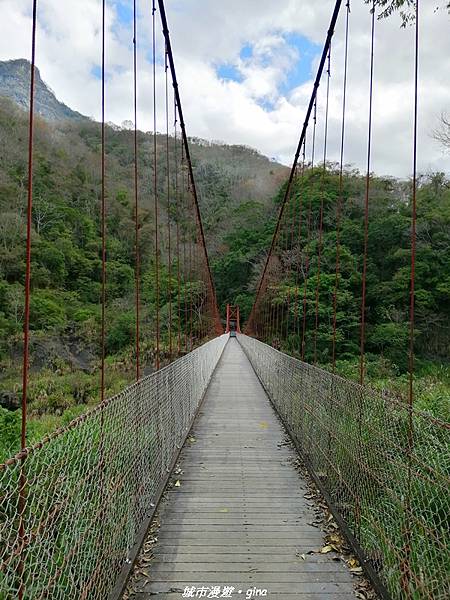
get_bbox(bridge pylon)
[225,304,241,334]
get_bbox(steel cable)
[133,0,141,380]
[331,0,350,372]
[152,0,160,369]
[313,47,332,365]
[359,0,376,385]
[18,4,38,597]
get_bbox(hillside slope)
[0,90,286,369]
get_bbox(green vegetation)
[0,92,448,461]
[221,166,449,421]
[0,97,286,460]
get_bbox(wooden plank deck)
[126,338,357,599]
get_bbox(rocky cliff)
[0,59,87,122]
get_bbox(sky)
[0,0,449,177]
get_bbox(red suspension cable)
[359,0,376,385]
[293,140,306,355]
[152,0,160,369]
[18,3,38,598]
[174,100,182,355]
[165,45,172,362]
[331,0,350,372]
[403,2,419,593]
[284,194,296,342]
[181,144,188,351]
[21,0,38,458]
[311,97,318,167]
[313,47,332,365]
[301,104,319,360]
[188,193,194,349]
[100,0,106,402]
[133,0,141,381]
[408,0,419,427]
[301,197,313,360]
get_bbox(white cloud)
[0,0,449,177]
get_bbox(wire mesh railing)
[238,334,450,600]
[0,334,228,600]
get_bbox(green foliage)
[370,321,410,369]
[0,407,21,461]
[253,167,449,373]
[30,290,66,330]
[212,216,275,321]
[106,311,135,354]
[0,94,448,462]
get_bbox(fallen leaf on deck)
[174,480,181,487]
[327,534,342,544]
[350,567,363,575]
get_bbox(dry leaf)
[320,545,333,554]
[327,534,342,544]
[174,480,181,487]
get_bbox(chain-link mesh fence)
[238,334,450,600]
[0,335,228,600]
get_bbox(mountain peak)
[0,59,88,122]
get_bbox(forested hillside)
[258,167,450,365]
[0,94,286,458]
[228,165,450,421]
[1,86,449,459]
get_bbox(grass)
[0,359,133,463]
[333,355,450,422]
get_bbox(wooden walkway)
[128,338,356,599]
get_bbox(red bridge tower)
[225,304,241,334]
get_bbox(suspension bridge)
[1,1,448,600]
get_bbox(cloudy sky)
[0,0,449,177]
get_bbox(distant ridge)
[0,59,88,122]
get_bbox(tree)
[366,1,450,26]
[433,113,450,151]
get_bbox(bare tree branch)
[433,113,450,152]
[365,1,450,27]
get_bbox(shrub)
[106,311,135,354]
[29,291,66,330]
